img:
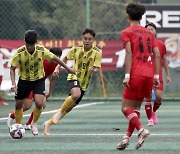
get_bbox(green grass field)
[0,100,180,154]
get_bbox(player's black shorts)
[67,80,85,105]
[15,78,45,100]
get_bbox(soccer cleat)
[24,124,31,130]
[152,112,158,124]
[117,136,130,150]
[136,129,150,150]
[31,123,38,136]
[148,119,154,126]
[7,113,15,128]
[43,121,51,136]
[0,101,8,105]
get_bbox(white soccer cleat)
[7,113,15,128]
[24,124,31,130]
[31,123,38,136]
[117,136,130,150]
[136,129,150,150]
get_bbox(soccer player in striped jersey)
[144,22,172,126]
[10,30,75,135]
[43,28,102,136]
[7,47,62,130]
[116,3,160,150]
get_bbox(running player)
[116,3,160,150]
[10,30,75,135]
[144,22,172,126]
[0,49,9,105]
[7,47,62,130]
[43,28,102,136]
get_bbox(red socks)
[26,112,33,125]
[124,108,142,137]
[10,113,15,119]
[153,100,162,112]
[145,101,152,120]
[126,110,140,137]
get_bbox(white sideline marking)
[42,133,180,136]
[0,102,105,121]
[0,133,180,137]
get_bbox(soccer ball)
[9,124,25,139]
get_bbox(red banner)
[1,37,179,70]
[0,39,125,70]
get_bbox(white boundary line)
[1,133,180,137]
[0,102,105,121]
[42,133,180,136]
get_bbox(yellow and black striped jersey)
[10,45,54,81]
[66,45,102,91]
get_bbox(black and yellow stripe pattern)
[10,45,54,81]
[66,45,102,91]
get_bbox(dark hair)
[145,22,157,30]
[25,30,38,44]
[50,47,62,57]
[126,2,146,20]
[83,28,96,37]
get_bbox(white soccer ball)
[9,124,25,139]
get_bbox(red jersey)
[155,38,166,80]
[43,59,58,79]
[121,25,157,77]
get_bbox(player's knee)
[156,97,162,103]
[43,104,46,109]
[35,102,43,109]
[71,93,81,102]
[121,107,127,114]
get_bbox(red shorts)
[123,76,153,101]
[27,91,34,100]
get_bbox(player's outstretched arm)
[52,55,76,74]
[46,75,56,99]
[163,55,172,85]
[10,66,17,92]
[122,42,132,88]
[153,47,160,87]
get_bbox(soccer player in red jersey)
[7,47,62,130]
[0,49,10,105]
[116,3,160,150]
[144,22,172,126]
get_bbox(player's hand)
[68,68,76,74]
[45,93,51,99]
[89,67,98,73]
[153,78,160,88]
[11,84,17,92]
[53,68,60,77]
[166,76,172,85]
[122,78,130,88]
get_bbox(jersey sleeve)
[66,47,75,59]
[10,52,19,67]
[43,48,54,60]
[120,30,130,48]
[94,50,102,67]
